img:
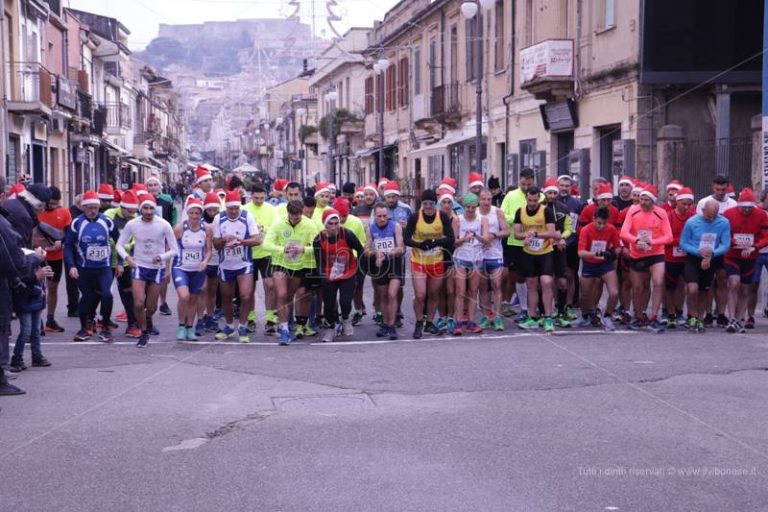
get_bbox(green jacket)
[263,215,320,270]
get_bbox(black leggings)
[322,278,355,326]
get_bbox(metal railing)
[103,102,132,130]
[430,82,460,117]
[77,90,92,121]
[8,61,52,104]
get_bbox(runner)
[450,192,489,335]
[115,194,177,348]
[332,197,367,325]
[313,208,365,342]
[543,178,573,327]
[351,183,378,222]
[364,203,406,340]
[661,180,684,215]
[514,186,557,332]
[435,189,457,333]
[404,189,454,339]
[147,175,177,317]
[311,182,332,225]
[263,199,319,345]
[556,174,582,321]
[199,192,222,334]
[747,189,768,322]
[268,179,288,207]
[211,190,262,343]
[104,190,141,338]
[172,198,213,341]
[351,183,379,324]
[383,181,412,226]
[722,188,768,333]
[662,187,695,328]
[467,172,484,196]
[679,199,731,333]
[191,166,215,201]
[274,182,303,218]
[612,176,635,211]
[64,191,120,342]
[578,183,621,230]
[619,185,673,332]
[244,184,277,334]
[478,189,509,331]
[575,206,621,331]
[97,183,114,212]
[438,177,464,216]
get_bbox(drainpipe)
[501,0,516,188]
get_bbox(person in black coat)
[3,183,51,248]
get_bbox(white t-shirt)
[212,210,259,271]
[116,216,177,269]
[696,195,736,215]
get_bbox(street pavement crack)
[205,411,277,440]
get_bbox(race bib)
[285,241,302,261]
[527,237,544,251]
[223,245,245,261]
[209,250,220,265]
[182,248,203,265]
[86,245,108,261]
[699,233,716,251]
[672,246,686,258]
[734,233,754,248]
[637,230,652,242]
[329,254,347,281]
[590,241,607,254]
[374,237,395,252]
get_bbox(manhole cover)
[273,394,375,413]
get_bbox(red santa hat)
[737,187,757,207]
[378,177,390,188]
[543,178,559,194]
[332,197,351,217]
[468,172,483,189]
[132,183,148,197]
[364,183,378,195]
[557,174,572,183]
[439,177,457,194]
[315,182,332,196]
[146,175,161,185]
[596,183,613,200]
[675,187,694,202]
[665,179,683,191]
[727,184,736,198]
[439,191,455,204]
[273,179,288,192]
[186,197,204,213]
[98,183,114,200]
[195,165,213,184]
[225,190,241,207]
[81,190,101,207]
[618,175,635,187]
[8,183,25,198]
[632,181,645,194]
[113,189,122,205]
[354,186,365,198]
[322,208,341,225]
[204,192,221,210]
[215,188,226,199]
[382,180,400,196]
[139,194,157,209]
[120,190,139,210]
[640,185,658,202]
[571,185,580,197]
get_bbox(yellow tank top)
[520,206,552,255]
[412,210,445,265]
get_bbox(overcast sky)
[67,0,400,50]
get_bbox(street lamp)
[462,0,494,180]
[296,106,307,186]
[326,87,338,185]
[373,53,390,182]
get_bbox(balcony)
[520,39,575,101]
[6,62,53,116]
[430,82,461,124]
[76,90,93,122]
[104,102,132,131]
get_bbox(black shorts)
[47,259,63,283]
[684,256,723,291]
[271,266,306,280]
[300,270,323,290]
[252,257,272,281]
[553,248,567,278]
[368,256,405,286]
[630,254,665,273]
[504,244,522,270]
[664,261,685,290]
[724,257,757,284]
[566,243,579,271]
[518,251,554,278]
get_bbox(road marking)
[162,438,209,452]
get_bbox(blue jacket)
[679,214,731,258]
[64,213,120,269]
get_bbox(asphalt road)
[1,277,767,512]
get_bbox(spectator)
[4,183,51,248]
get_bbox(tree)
[318,108,360,140]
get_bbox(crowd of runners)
[1,165,767,380]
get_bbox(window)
[450,26,458,83]
[375,74,382,112]
[599,0,616,30]
[494,0,505,71]
[465,17,482,81]
[413,45,421,95]
[398,57,409,107]
[364,76,374,115]
[428,38,437,90]
[386,66,396,111]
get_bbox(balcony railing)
[8,62,52,106]
[431,82,460,117]
[519,39,575,100]
[104,102,132,130]
[77,90,93,121]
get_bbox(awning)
[126,158,160,171]
[102,138,130,156]
[409,135,474,159]
[354,145,394,159]
[148,156,166,168]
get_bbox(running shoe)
[264,321,277,335]
[725,319,738,333]
[294,324,305,339]
[148,325,160,336]
[572,316,593,328]
[424,321,440,335]
[247,310,257,323]
[351,310,364,326]
[238,326,251,343]
[703,312,714,326]
[693,319,705,334]
[452,322,463,335]
[302,324,318,337]
[603,317,616,332]
[177,326,187,341]
[413,321,424,339]
[563,306,579,321]
[555,315,571,328]
[73,329,90,342]
[159,303,172,316]
[136,333,149,348]
[513,311,529,323]
[395,314,404,328]
[737,320,746,334]
[373,312,384,325]
[213,308,222,321]
[126,326,142,338]
[278,326,292,346]
[493,316,504,331]
[375,324,390,338]
[667,316,677,329]
[649,319,665,333]
[445,317,457,335]
[501,303,514,317]
[116,311,128,322]
[686,316,698,330]
[543,317,555,333]
[518,318,540,330]
[215,326,236,340]
[98,329,113,343]
[716,313,729,328]
[322,328,336,343]
[435,317,447,334]
[31,357,51,367]
[478,316,492,330]
[342,319,354,336]
[745,316,755,329]
[204,316,218,332]
[465,321,482,334]
[101,318,119,330]
[194,319,205,337]
[247,319,258,333]
[186,327,199,342]
[44,319,65,333]
[628,318,645,330]
[388,325,398,340]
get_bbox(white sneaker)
[322,328,336,343]
[342,318,353,336]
